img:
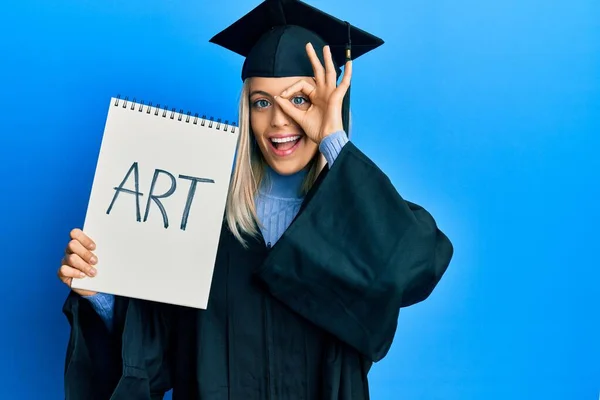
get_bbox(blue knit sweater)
[84,130,349,329]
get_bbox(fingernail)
[89,268,97,276]
[90,256,97,265]
[89,243,96,250]
[79,272,86,278]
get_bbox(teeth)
[271,136,300,143]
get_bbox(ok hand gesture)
[275,43,352,144]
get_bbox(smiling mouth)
[269,135,302,156]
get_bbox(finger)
[323,45,337,88]
[64,252,97,277]
[70,228,96,251]
[58,264,86,281]
[306,42,325,85]
[330,61,353,103]
[66,239,98,265]
[280,79,317,101]
[339,60,353,90]
[274,96,305,126]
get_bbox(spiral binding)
[113,95,237,134]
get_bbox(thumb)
[274,96,304,126]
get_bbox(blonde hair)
[225,78,326,247]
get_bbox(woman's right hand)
[58,228,99,297]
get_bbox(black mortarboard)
[209,0,384,133]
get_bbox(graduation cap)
[210,0,384,134]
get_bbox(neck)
[259,164,308,199]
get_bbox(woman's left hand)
[274,43,352,145]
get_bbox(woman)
[57,0,454,398]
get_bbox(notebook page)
[71,98,238,309]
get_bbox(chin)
[268,161,309,176]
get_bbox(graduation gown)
[62,142,454,399]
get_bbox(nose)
[270,101,290,128]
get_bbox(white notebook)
[71,97,239,309]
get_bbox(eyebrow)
[249,90,272,98]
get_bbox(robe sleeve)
[254,142,454,362]
[62,291,173,399]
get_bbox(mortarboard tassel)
[342,21,352,136]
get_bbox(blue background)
[1,0,598,398]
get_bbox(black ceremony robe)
[62,142,454,399]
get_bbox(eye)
[252,99,271,109]
[291,96,309,107]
